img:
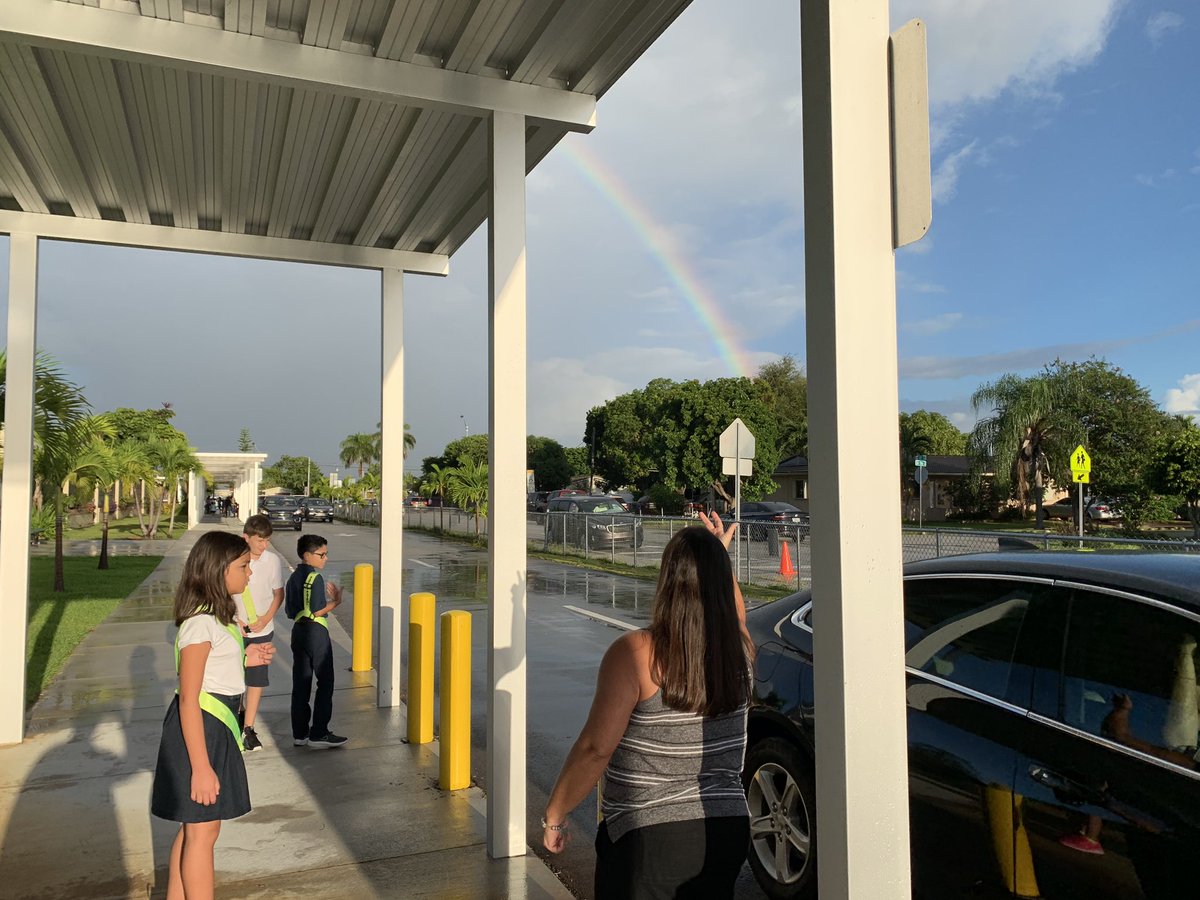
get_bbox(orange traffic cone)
[779,539,796,579]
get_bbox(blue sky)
[1,0,1196,476]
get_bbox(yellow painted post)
[439,610,471,791]
[351,563,374,672]
[407,592,436,744]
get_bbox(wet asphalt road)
[276,523,766,899]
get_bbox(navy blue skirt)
[150,693,251,823]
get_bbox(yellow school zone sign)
[1070,445,1091,484]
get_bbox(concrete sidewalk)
[0,521,572,899]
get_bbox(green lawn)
[25,556,163,707]
[58,516,186,541]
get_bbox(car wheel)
[743,736,817,900]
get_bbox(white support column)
[0,233,39,745]
[378,267,404,708]
[486,110,527,859]
[187,470,200,528]
[800,1,912,898]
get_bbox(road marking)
[563,605,637,631]
[411,559,436,569]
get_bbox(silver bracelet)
[541,816,568,832]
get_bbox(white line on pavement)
[563,605,637,632]
[411,559,436,568]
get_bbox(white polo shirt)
[177,614,245,697]
[233,549,286,636]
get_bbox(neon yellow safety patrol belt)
[293,571,328,630]
[241,584,258,625]
[174,618,246,751]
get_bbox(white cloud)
[893,0,1123,109]
[932,141,978,203]
[902,313,964,336]
[1164,373,1200,417]
[1135,168,1178,187]
[1146,11,1185,43]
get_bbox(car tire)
[743,736,817,900]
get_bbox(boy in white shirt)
[233,514,286,751]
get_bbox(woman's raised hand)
[699,510,737,549]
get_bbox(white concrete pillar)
[486,110,527,859]
[187,470,201,528]
[800,1,912,897]
[0,233,38,744]
[378,267,404,708]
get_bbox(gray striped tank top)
[601,689,749,842]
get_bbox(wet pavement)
[0,520,574,900]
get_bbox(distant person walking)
[232,515,286,752]
[286,534,348,749]
[150,532,274,900]
[543,512,753,899]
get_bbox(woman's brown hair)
[649,526,751,716]
[174,531,248,626]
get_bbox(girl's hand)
[245,641,274,667]
[191,765,220,806]
[542,820,569,854]
[698,511,737,549]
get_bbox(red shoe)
[1059,833,1104,855]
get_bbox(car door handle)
[1028,765,1102,803]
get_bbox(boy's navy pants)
[291,618,334,740]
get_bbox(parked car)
[260,495,303,531]
[545,495,644,549]
[1045,496,1121,521]
[739,501,810,542]
[300,497,334,523]
[527,491,550,513]
[743,551,1200,899]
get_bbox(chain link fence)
[334,502,1200,593]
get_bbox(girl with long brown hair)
[150,531,274,900]
[543,512,753,898]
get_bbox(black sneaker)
[242,727,263,752]
[307,731,348,749]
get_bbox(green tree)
[901,410,966,455]
[370,421,415,460]
[587,376,781,503]
[148,437,202,537]
[755,355,809,457]
[73,438,121,569]
[969,373,1064,526]
[420,463,453,530]
[563,446,589,478]
[448,458,489,538]
[43,415,116,590]
[111,440,157,545]
[340,432,377,478]
[422,434,490,475]
[527,436,572,490]
[898,413,935,519]
[107,406,185,443]
[1149,423,1200,538]
[262,455,328,496]
[238,427,255,452]
[1040,358,1178,529]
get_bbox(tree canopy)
[262,454,328,495]
[1149,423,1200,537]
[754,355,808,457]
[527,435,573,490]
[587,376,781,501]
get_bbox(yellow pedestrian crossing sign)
[1070,445,1091,484]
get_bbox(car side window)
[903,577,1033,702]
[1055,590,1200,767]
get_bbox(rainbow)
[560,139,756,379]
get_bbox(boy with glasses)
[285,534,348,748]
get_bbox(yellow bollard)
[351,563,374,672]
[407,592,436,744]
[439,610,472,791]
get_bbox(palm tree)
[448,459,489,538]
[41,415,115,591]
[371,421,416,460]
[112,440,156,545]
[970,374,1063,527]
[340,432,377,478]
[148,437,203,536]
[421,463,453,531]
[74,438,120,569]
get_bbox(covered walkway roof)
[0,0,689,267]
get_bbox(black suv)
[739,501,809,542]
[744,551,1200,899]
[301,497,334,523]
[260,495,303,531]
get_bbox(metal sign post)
[720,419,756,582]
[914,455,928,528]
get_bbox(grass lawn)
[59,516,186,541]
[25,555,163,707]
